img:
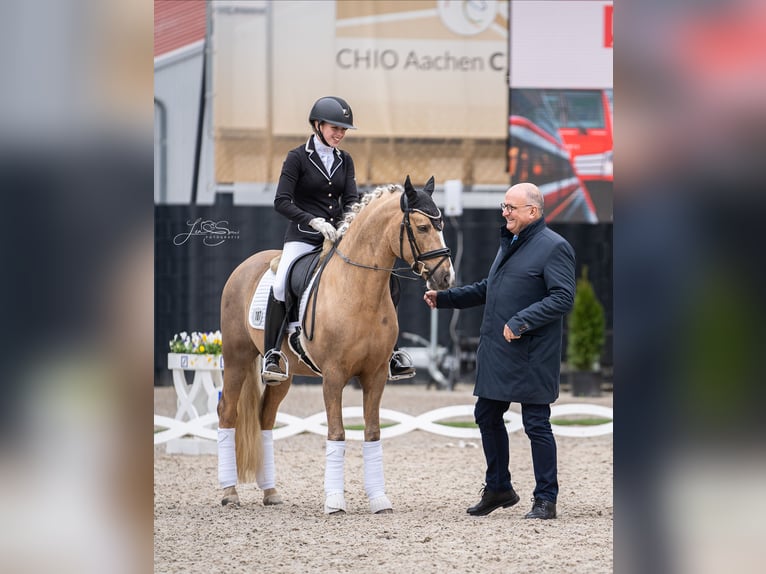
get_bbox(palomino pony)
[216,176,455,514]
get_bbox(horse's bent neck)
[342,194,399,266]
[330,193,400,298]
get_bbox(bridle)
[398,191,451,281]
[332,191,452,283]
[304,190,451,341]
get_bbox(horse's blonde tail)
[235,357,263,483]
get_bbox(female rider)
[262,96,414,383]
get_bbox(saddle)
[266,246,325,375]
[281,246,401,321]
[284,247,323,323]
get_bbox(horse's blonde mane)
[338,184,402,237]
[311,184,402,258]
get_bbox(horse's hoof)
[263,488,283,506]
[221,486,240,507]
[369,495,393,514]
[324,492,347,514]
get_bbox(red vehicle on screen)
[541,89,612,221]
[541,89,613,184]
[508,88,597,223]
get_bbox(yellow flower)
[199,345,206,353]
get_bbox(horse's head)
[399,175,455,291]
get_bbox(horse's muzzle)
[426,261,455,291]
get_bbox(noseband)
[399,192,451,280]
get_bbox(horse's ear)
[404,175,417,202]
[423,176,435,196]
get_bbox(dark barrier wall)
[155,203,612,385]
[155,202,282,385]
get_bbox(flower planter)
[164,352,224,454]
[167,352,224,371]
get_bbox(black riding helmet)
[309,96,356,146]
[309,96,356,129]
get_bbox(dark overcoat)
[436,218,576,404]
[274,137,358,246]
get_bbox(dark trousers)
[474,397,558,502]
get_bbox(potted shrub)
[566,266,605,396]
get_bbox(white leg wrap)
[256,430,275,490]
[217,428,237,488]
[363,441,392,513]
[324,440,346,513]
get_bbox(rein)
[302,243,338,341]
[333,248,421,281]
[303,189,452,340]
[333,194,451,281]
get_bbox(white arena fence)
[154,403,613,445]
[155,354,613,448]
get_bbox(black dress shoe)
[466,486,520,516]
[524,498,557,519]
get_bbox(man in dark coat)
[424,182,575,519]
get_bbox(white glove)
[309,217,338,242]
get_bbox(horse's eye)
[417,225,430,233]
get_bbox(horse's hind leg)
[217,358,250,507]
[257,375,293,506]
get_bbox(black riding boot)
[262,288,288,384]
[389,347,415,380]
[388,276,415,380]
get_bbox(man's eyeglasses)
[500,203,535,213]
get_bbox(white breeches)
[273,241,317,302]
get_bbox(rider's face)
[319,123,348,147]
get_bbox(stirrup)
[388,349,416,381]
[262,349,289,385]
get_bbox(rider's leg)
[262,287,288,382]
[263,241,316,382]
[388,275,415,380]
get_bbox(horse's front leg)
[361,371,393,514]
[322,375,347,514]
